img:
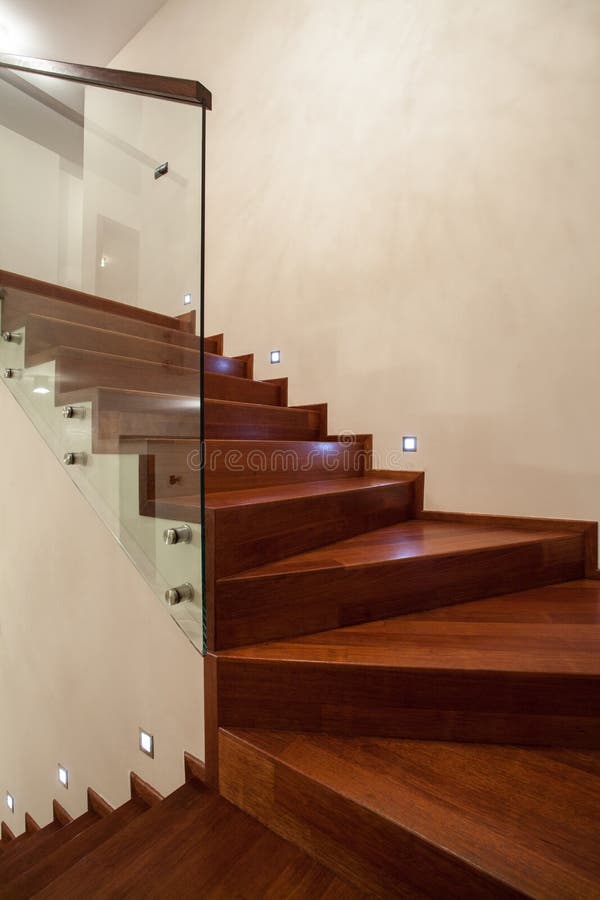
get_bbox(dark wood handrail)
[0,52,212,109]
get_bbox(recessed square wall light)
[139,729,154,758]
[58,765,69,788]
[6,792,14,813]
[183,293,192,306]
[402,436,417,452]
[270,350,281,364]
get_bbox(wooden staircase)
[1,270,599,898]
[0,764,360,898]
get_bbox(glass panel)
[0,66,204,653]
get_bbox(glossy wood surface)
[216,581,600,746]
[20,781,364,899]
[220,728,600,900]
[0,52,212,108]
[214,519,584,648]
[0,288,206,351]
[0,270,186,331]
[24,314,247,377]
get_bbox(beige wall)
[112,0,600,533]
[0,386,204,835]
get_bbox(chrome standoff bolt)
[165,583,194,606]
[2,331,21,344]
[163,524,193,546]
[3,368,14,379]
[62,405,85,419]
[63,451,86,466]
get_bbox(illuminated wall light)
[139,729,154,758]
[270,350,281,364]
[183,293,192,306]
[6,792,14,813]
[402,436,418,452]
[58,765,69,788]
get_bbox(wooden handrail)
[0,52,212,109]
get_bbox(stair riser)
[214,535,585,648]
[218,730,519,899]
[24,316,246,377]
[0,291,205,352]
[205,441,369,492]
[217,661,600,747]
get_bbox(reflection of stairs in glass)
[2,269,599,897]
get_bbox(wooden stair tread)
[3,800,148,898]
[37,781,363,899]
[0,811,100,887]
[222,518,580,579]
[206,475,416,510]
[23,314,246,378]
[219,579,600,674]
[220,728,600,900]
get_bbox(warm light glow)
[270,350,281,364]
[58,765,69,788]
[33,386,50,395]
[99,256,108,269]
[183,293,192,306]
[402,436,417,452]
[6,792,14,812]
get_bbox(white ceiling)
[0,0,167,66]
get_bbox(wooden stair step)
[131,439,371,504]
[23,315,247,377]
[0,820,62,882]
[219,727,600,900]
[36,781,362,899]
[0,273,213,351]
[53,348,285,406]
[216,580,600,746]
[214,518,585,648]
[2,800,148,899]
[206,474,421,578]
[0,810,100,887]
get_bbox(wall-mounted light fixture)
[183,293,192,306]
[402,436,417,452]
[270,350,281,364]
[58,765,69,789]
[139,729,154,758]
[6,792,14,812]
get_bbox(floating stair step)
[214,518,585,647]
[130,438,371,504]
[23,315,248,378]
[3,799,148,899]
[205,474,420,581]
[216,580,600,746]
[205,398,324,441]
[53,348,284,406]
[219,727,600,900]
[0,811,100,888]
[36,781,361,899]
[0,273,214,352]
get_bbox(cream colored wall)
[111,0,600,532]
[0,386,204,835]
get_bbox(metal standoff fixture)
[163,524,193,546]
[63,451,86,466]
[2,331,22,344]
[165,583,194,605]
[62,406,86,419]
